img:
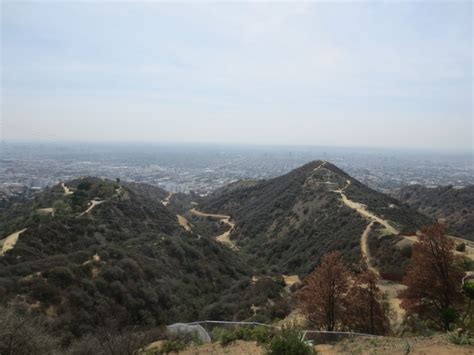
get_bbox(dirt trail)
[401,234,474,261]
[331,179,405,327]
[283,275,301,288]
[78,199,104,217]
[0,229,27,256]
[190,208,238,250]
[312,160,327,171]
[449,235,474,261]
[332,179,399,263]
[177,214,192,232]
[335,180,398,235]
[37,207,55,216]
[190,208,233,221]
[304,161,328,186]
[378,281,406,327]
[61,183,73,195]
[162,192,174,206]
[360,221,377,274]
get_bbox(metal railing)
[176,320,381,343]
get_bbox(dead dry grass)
[179,340,263,355]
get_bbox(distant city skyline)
[1,1,473,151]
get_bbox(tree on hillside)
[297,251,349,331]
[0,305,58,355]
[346,269,391,335]
[399,223,465,331]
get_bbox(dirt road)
[177,214,192,232]
[0,229,27,256]
[162,192,174,206]
[330,178,405,327]
[78,199,104,217]
[190,208,238,250]
[62,183,73,195]
[360,221,378,273]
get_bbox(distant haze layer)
[1,1,472,150]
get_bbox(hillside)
[394,184,474,241]
[199,161,431,275]
[0,163,444,344]
[0,178,286,342]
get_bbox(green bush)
[159,340,186,354]
[463,281,474,299]
[46,266,75,287]
[463,258,474,271]
[252,326,275,344]
[218,329,239,346]
[448,330,472,346]
[217,326,275,346]
[267,329,314,355]
[440,308,459,330]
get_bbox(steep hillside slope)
[0,178,286,341]
[200,161,431,275]
[394,185,474,240]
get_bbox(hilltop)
[199,160,430,275]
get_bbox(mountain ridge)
[0,161,454,343]
[199,160,430,275]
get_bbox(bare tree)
[346,270,390,335]
[297,251,349,330]
[0,305,58,355]
[68,327,162,355]
[399,223,465,331]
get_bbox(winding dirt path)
[78,199,104,217]
[332,180,399,263]
[61,183,73,195]
[331,179,405,327]
[312,161,327,171]
[360,221,377,274]
[0,229,27,256]
[190,208,238,250]
[162,192,174,206]
[177,214,192,232]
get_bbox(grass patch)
[447,331,473,346]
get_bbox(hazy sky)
[1,1,472,151]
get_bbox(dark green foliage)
[202,277,287,322]
[45,266,75,287]
[0,305,59,355]
[0,163,439,346]
[440,308,459,329]
[68,327,163,355]
[267,329,314,355]
[216,326,275,346]
[368,224,410,281]
[464,281,474,299]
[200,161,372,275]
[0,178,259,342]
[159,339,187,353]
[462,258,474,272]
[448,330,473,346]
[395,185,474,240]
[345,181,431,234]
[200,161,426,276]
[166,191,202,215]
